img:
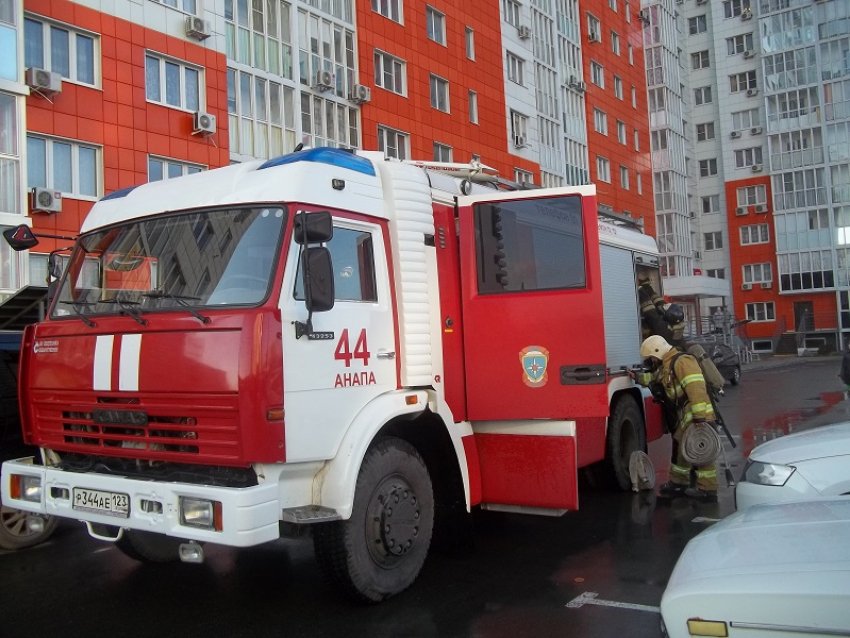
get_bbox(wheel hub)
[374,485,420,557]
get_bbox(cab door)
[281,215,398,463]
[456,186,609,422]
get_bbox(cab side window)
[294,226,377,302]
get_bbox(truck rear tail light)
[10,474,43,503]
[180,497,223,531]
[266,407,285,421]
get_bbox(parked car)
[710,343,741,386]
[661,497,850,638]
[735,421,850,511]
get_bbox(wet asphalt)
[0,357,846,638]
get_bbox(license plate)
[72,488,130,518]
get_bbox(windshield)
[51,206,287,319]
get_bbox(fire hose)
[680,422,722,465]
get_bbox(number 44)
[334,329,370,367]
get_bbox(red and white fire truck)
[1,148,664,602]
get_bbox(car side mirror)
[293,211,333,245]
[302,247,335,313]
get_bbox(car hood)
[749,422,850,465]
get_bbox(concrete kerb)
[743,353,840,373]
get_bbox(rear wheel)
[313,437,434,603]
[0,497,58,550]
[596,396,647,491]
[731,366,741,386]
[115,530,186,563]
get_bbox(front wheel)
[731,366,741,386]
[0,496,59,550]
[604,396,647,491]
[313,437,434,603]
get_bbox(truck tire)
[115,530,186,563]
[603,395,647,491]
[0,497,59,550]
[313,437,434,603]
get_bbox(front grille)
[32,391,242,464]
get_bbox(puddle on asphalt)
[741,391,847,454]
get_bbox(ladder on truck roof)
[401,159,540,192]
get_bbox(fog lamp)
[687,619,728,637]
[179,497,222,531]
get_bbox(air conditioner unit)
[518,25,532,39]
[696,0,707,5]
[750,126,763,135]
[185,16,211,40]
[742,283,752,290]
[575,81,587,93]
[348,83,371,104]
[743,50,755,59]
[736,206,749,216]
[746,88,759,97]
[751,164,763,172]
[760,282,771,289]
[314,69,334,91]
[25,67,62,96]
[638,9,650,23]
[514,134,527,148]
[192,111,216,135]
[731,131,742,139]
[689,211,696,218]
[31,188,62,213]
[694,251,702,259]
[676,0,683,5]
[588,29,600,43]
[568,75,579,87]
[755,204,768,213]
[741,10,753,20]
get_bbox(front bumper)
[1,457,281,547]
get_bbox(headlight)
[179,497,222,531]
[10,474,43,503]
[743,460,796,486]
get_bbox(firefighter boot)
[684,487,718,503]
[658,482,688,497]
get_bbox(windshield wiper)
[59,301,97,328]
[142,292,211,325]
[102,298,148,326]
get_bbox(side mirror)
[48,253,64,279]
[302,247,335,313]
[3,225,40,251]
[293,211,333,245]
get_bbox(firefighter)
[638,279,687,350]
[630,335,718,501]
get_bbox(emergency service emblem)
[519,346,549,388]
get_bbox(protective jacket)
[634,349,718,490]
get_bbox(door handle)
[377,351,396,359]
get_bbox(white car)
[735,421,850,511]
[661,497,850,638]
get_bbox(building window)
[608,0,617,10]
[699,158,718,177]
[735,147,763,168]
[506,52,524,85]
[727,33,754,55]
[596,155,611,183]
[587,14,600,40]
[702,194,720,213]
[696,122,715,141]
[371,0,402,23]
[590,61,604,87]
[149,0,197,13]
[723,0,751,19]
[732,108,759,129]
[707,269,725,279]
[704,231,723,250]
[24,16,98,86]
[730,71,757,92]
[611,31,620,55]
[465,27,475,60]
[0,92,21,215]
[511,109,528,140]
[374,50,406,95]
[636,171,642,194]
[737,184,767,205]
[617,120,626,144]
[433,142,452,162]
[741,224,770,245]
[226,0,296,82]
[514,168,534,184]
[469,90,478,124]
[26,134,99,198]
[691,50,710,70]
[593,108,608,134]
[634,128,639,150]
[145,52,201,111]
[743,263,772,284]
[148,156,205,182]
[426,6,445,45]
[688,15,707,35]
[631,85,637,107]
[628,43,634,65]
[746,302,775,323]
[430,74,449,112]
[503,0,521,27]
[694,86,712,105]
[377,125,408,160]
[614,75,623,99]
[620,165,629,190]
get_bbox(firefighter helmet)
[640,335,672,360]
[662,303,685,325]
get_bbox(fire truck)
[1,148,664,602]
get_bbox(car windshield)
[51,206,287,319]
